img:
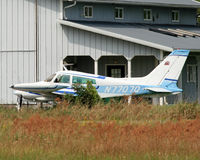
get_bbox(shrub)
[64,81,101,108]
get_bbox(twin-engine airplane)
[11,50,190,109]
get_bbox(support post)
[128,59,132,78]
[94,60,98,75]
[177,73,183,103]
[60,0,63,19]
[196,57,200,103]
[159,50,164,106]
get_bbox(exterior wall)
[0,0,36,104]
[37,0,63,80]
[61,25,161,60]
[64,2,197,25]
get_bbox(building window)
[84,6,93,18]
[115,7,124,19]
[144,9,152,21]
[187,65,197,83]
[172,10,180,22]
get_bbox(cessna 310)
[11,50,190,110]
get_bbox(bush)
[64,81,101,108]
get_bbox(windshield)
[44,73,56,82]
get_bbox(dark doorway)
[107,65,125,78]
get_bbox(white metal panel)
[29,0,36,50]
[95,34,101,59]
[61,25,160,60]
[51,0,58,73]
[101,35,107,56]
[13,0,18,50]
[37,0,64,80]
[46,0,53,77]
[0,0,1,49]
[73,28,79,55]
[18,0,24,50]
[79,29,85,56]
[7,52,13,103]
[1,0,7,50]
[1,53,7,104]
[0,0,36,104]
[84,31,90,56]
[112,38,118,55]
[7,0,13,50]
[0,53,1,103]
[90,33,96,59]
[106,37,113,55]
[0,52,36,104]
[39,0,47,79]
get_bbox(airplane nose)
[10,85,15,89]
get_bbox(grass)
[0,100,200,159]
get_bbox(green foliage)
[64,81,101,108]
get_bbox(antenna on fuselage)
[63,61,74,71]
[63,65,68,71]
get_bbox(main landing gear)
[16,95,23,111]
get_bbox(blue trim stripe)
[169,50,190,57]
[55,91,76,94]
[28,92,41,95]
[71,73,106,79]
[165,78,178,82]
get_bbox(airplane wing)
[10,82,70,95]
[144,87,172,93]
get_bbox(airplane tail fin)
[144,50,190,87]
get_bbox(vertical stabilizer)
[144,50,190,86]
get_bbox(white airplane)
[11,50,190,109]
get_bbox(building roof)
[58,19,200,52]
[75,0,200,8]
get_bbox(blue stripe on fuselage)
[71,73,106,79]
[55,90,76,95]
[164,78,178,82]
[28,92,41,96]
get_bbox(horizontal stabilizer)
[144,87,172,93]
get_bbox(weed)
[0,102,200,159]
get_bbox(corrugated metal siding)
[0,0,36,104]
[62,25,160,60]
[38,0,63,80]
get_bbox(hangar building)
[0,0,200,104]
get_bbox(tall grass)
[0,101,200,159]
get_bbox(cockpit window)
[55,75,70,83]
[72,76,96,84]
[44,74,56,82]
